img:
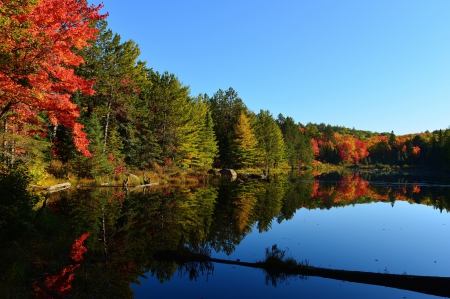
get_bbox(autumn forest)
[2,1,450,298]
[1,0,450,183]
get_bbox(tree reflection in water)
[1,171,449,297]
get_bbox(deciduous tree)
[233,113,258,169]
[0,0,106,156]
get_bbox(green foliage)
[305,122,381,140]
[195,108,219,168]
[141,71,218,169]
[76,20,147,165]
[70,113,114,178]
[207,88,247,168]
[0,165,39,236]
[255,110,286,170]
[277,114,314,168]
[4,16,450,179]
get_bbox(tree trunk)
[0,101,12,120]
[9,127,15,167]
[2,119,7,166]
[52,123,58,140]
[103,98,112,154]
[102,208,108,255]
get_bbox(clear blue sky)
[89,0,450,135]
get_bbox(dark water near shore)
[3,171,450,298]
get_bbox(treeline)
[1,2,450,182]
[0,1,314,181]
[305,124,450,171]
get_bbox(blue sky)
[88,0,450,135]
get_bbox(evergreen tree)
[255,110,285,170]
[297,130,315,167]
[145,71,201,168]
[175,95,207,168]
[195,107,219,169]
[71,113,113,178]
[76,21,147,163]
[207,88,246,168]
[276,114,314,169]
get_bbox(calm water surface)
[131,172,450,299]
[4,171,449,298]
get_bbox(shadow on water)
[153,245,450,298]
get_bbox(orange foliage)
[412,146,421,158]
[310,175,425,204]
[0,0,107,156]
[311,138,319,156]
[334,134,369,164]
[35,232,90,297]
[366,134,425,164]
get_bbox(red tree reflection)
[34,232,90,298]
[311,174,421,204]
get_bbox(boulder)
[219,168,237,179]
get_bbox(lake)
[4,171,450,298]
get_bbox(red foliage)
[412,146,421,158]
[114,165,127,174]
[311,138,320,156]
[35,232,90,297]
[70,232,90,261]
[335,134,369,164]
[163,188,171,196]
[109,192,126,206]
[164,157,172,167]
[0,0,107,156]
[311,181,320,197]
[309,175,428,206]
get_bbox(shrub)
[0,166,39,236]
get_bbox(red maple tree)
[0,0,107,155]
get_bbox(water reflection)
[1,172,449,297]
[309,172,450,212]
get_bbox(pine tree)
[255,110,286,170]
[195,103,218,169]
[207,88,247,168]
[277,114,300,169]
[145,71,206,168]
[76,21,147,162]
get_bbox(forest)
[2,2,450,297]
[1,0,450,185]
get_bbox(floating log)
[154,250,450,298]
[46,182,71,193]
[77,182,164,188]
[129,182,164,190]
[30,184,48,190]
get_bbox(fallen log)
[154,250,450,298]
[46,182,71,193]
[131,182,164,189]
[77,182,164,188]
